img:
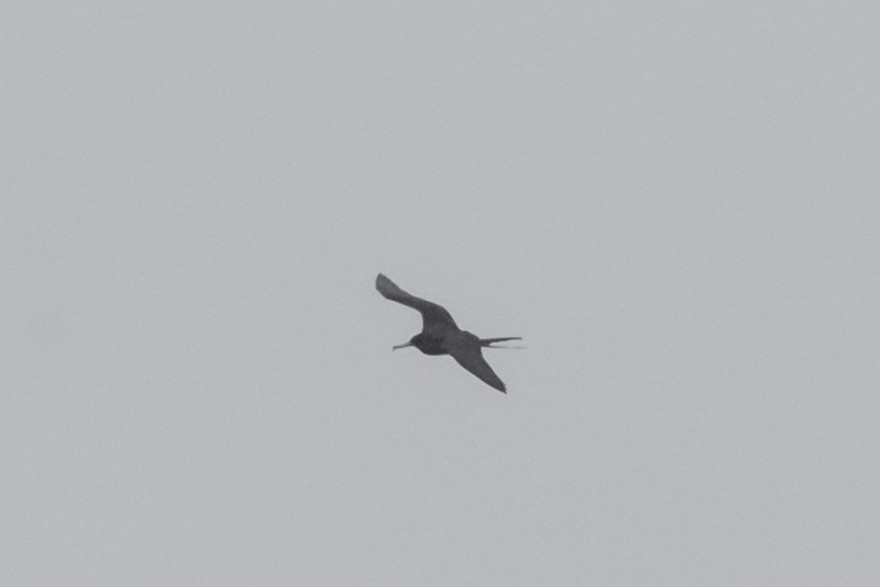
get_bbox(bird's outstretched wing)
[376,274,458,336]
[442,330,507,393]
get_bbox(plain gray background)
[3,2,878,585]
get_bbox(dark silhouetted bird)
[375,273,520,393]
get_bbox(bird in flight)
[375,273,521,393]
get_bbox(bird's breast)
[412,334,447,355]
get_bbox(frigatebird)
[375,273,520,393]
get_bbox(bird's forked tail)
[480,337,523,349]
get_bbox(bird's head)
[392,337,414,351]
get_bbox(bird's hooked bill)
[392,341,413,351]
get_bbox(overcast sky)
[3,2,879,585]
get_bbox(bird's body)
[375,273,520,393]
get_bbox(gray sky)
[3,2,879,585]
